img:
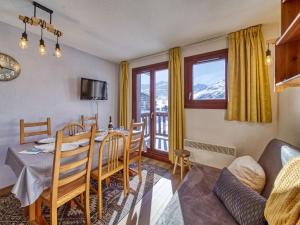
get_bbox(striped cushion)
[213,168,267,225]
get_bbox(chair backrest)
[98,131,126,176]
[20,117,51,144]
[63,122,85,136]
[51,125,96,204]
[127,120,146,158]
[81,113,98,130]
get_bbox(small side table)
[173,149,192,180]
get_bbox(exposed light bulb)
[266,55,272,65]
[19,32,28,49]
[265,43,272,66]
[39,39,46,55]
[55,43,61,58]
[266,49,272,65]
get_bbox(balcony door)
[132,62,169,160]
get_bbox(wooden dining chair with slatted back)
[63,122,86,136]
[91,131,127,219]
[35,125,96,225]
[80,113,98,130]
[124,120,146,188]
[20,117,51,144]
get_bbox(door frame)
[132,61,169,162]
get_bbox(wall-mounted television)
[80,78,108,100]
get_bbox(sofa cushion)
[156,164,238,225]
[258,139,300,198]
[228,155,266,193]
[214,168,267,225]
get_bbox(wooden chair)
[81,113,98,130]
[124,120,146,187]
[36,125,96,225]
[91,131,127,219]
[20,117,51,144]
[173,149,192,180]
[63,122,86,136]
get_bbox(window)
[184,49,228,109]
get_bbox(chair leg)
[173,156,178,175]
[50,208,57,225]
[180,157,184,180]
[105,177,110,187]
[85,191,91,225]
[126,163,130,191]
[35,198,42,224]
[80,193,84,204]
[138,158,142,180]
[123,168,127,196]
[187,158,192,170]
[98,180,103,219]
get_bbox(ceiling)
[0,0,280,62]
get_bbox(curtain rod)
[128,33,227,63]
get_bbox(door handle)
[150,112,154,119]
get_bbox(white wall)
[278,89,300,147]
[0,22,119,161]
[128,23,279,160]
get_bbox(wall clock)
[0,53,21,81]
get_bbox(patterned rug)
[0,160,169,225]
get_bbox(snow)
[193,80,225,100]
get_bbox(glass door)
[154,69,168,152]
[132,62,169,158]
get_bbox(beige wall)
[128,23,279,160]
[0,22,118,161]
[278,89,300,147]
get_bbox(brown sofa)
[156,139,300,225]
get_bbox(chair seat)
[91,163,125,180]
[41,176,86,207]
[175,149,190,157]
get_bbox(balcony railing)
[141,112,168,137]
[141,112,168,152]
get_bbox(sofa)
[156,139,300,225]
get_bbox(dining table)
[4,129,128,224]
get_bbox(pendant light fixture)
[39,23,46,55]
[266,43,272,66]
[18,1,63,58]
[19,18,28,49]
[54,35,61,58]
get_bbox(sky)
[140,69,168,85]
[193,59,225,86]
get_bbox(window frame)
[184,49,228,109]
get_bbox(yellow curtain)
[226,25,272,123]
[168,47,184,163]
[119,61,129,128]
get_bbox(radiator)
[184,139,236,169]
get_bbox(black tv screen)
[80,78,108,100]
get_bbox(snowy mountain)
[193,80,225,100]
[141,81,168,97]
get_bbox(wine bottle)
[108,116,113,130]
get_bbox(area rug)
[0,160,169,225]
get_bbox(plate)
[34,143,79,152]
[74,131,87,136]
[37,137,55,144]
[34,143,55,152]
[61,143,79,151]
[95,135,105,142]
[72,138,89,146]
